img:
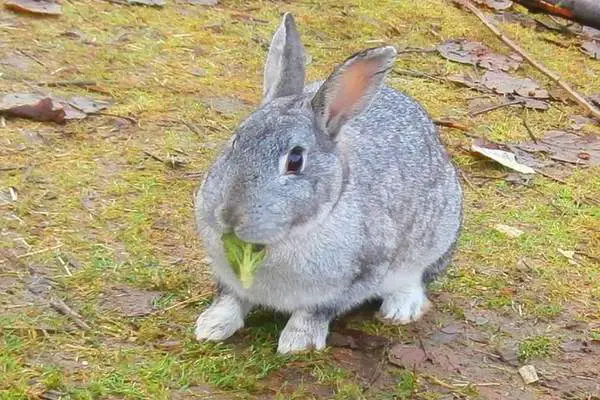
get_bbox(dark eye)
[285,146,305,175]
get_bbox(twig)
[452,0,600,120]
[433,118,471,131]
[152,294,208,314]
[534,169,568,184]
[36,80,98,88]
[87,112,137,125]
[17,49,45,67]
[575,251,600,263]
[49,299,91,331]
[180,119,203,136]
[392,69,446,83]
[16,244,62,258]
[396,46,437,54]
[459,169,478,191]
[143,150,165,164]
[469,99,523,117]
[522,119,538,143]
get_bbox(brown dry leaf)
[0,93,111,123]
[516,130,600,166]
[581,41,600,59]
[570,115,598,130]
[388,344,427,369]
[481,71,549,99]
[590,94,600,108]
[472,137,536,174]
[473,0,512,10]
[0,93,65,123]
[437,39,522,71]
[5,0,62,15]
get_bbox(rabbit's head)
[199,13,397,245]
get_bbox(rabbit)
[193,12,462,354]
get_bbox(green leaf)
[222,233,266,288]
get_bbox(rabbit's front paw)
[277,311,329,354]
[195,295,246,342]
[378,288,431,325]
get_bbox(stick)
[433,118,471,131]
[452,0,600,120]
[522,119,538,143]
[469,99,523,117]
[37,80,98,88]
[49,299,91,331]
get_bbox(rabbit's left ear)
[262,13,306,105]
[311,46,397,138]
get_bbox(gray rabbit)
[194,13,462,353]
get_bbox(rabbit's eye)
[285,146,304,174]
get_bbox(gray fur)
[194,14,463,353]
[262,13,305,105]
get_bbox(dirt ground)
[1,0,599,399]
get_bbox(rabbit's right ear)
[262,13,306,105]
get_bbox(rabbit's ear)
[262,13,306,105]
[311,46,397,138]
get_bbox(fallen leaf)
[518,365,539,384]
[516,130,600,166]
[481,71,549,99]
[437,39,521,71]
[582,26,600,40]
[581,41,600,59]
[473,0,512,10]
[570,115,598,130]
[0,93,112,123]
[127,0,165,6]
[472,138,536,174]
[0,93,65,123]
[494,224,524,238]
[188,0,217,4]
[590,94,600,108]
[388,344,427,369]
[5,0,61,15]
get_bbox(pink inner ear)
[328,58,379,121]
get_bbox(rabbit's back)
[341,85,461,275]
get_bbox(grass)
[1,0,599,398]
[518,336,556,362]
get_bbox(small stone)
[519,365,539,384]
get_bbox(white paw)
[194,296,245,342]
[277,313,329,354]
[378,289,431,325]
